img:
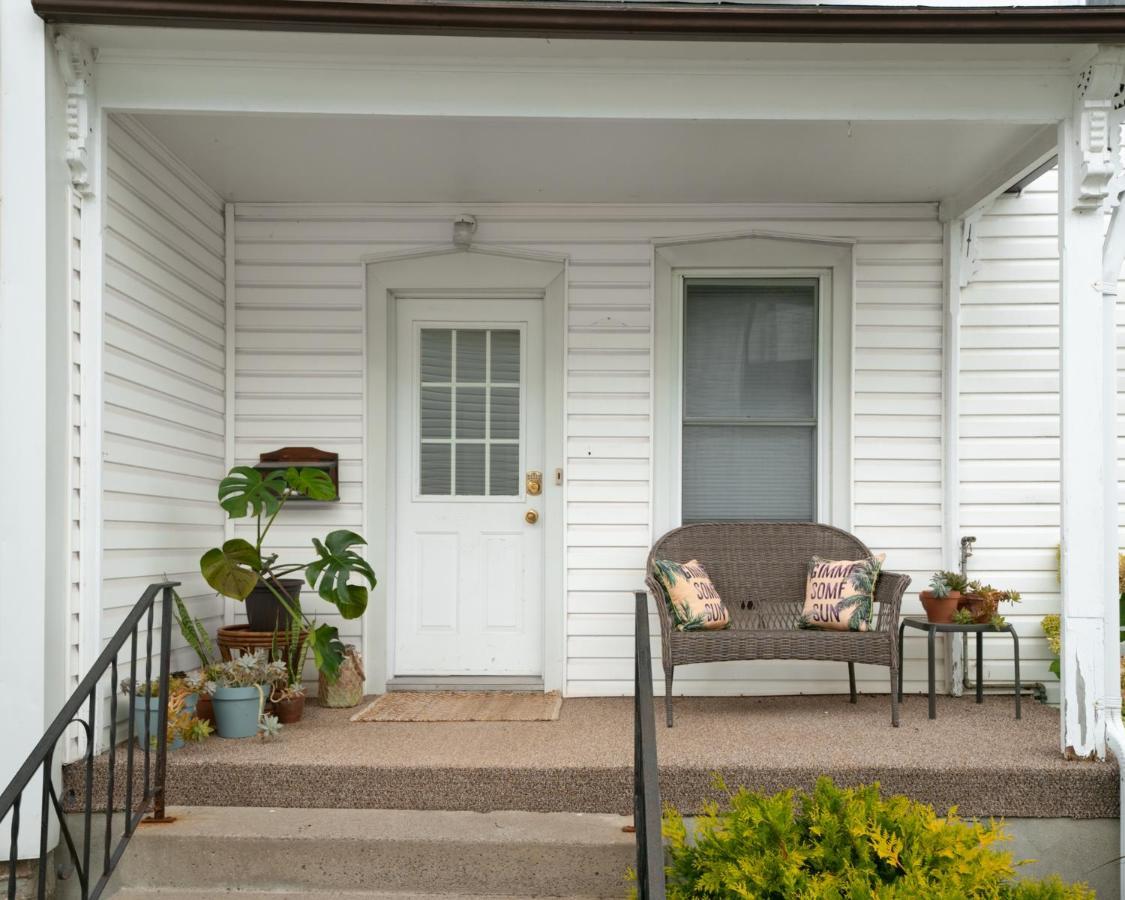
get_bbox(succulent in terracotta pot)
[958,581,1021,628]
[919,571,969,623]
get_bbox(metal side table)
[897,616,1020,720]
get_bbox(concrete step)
[110,807,635,898]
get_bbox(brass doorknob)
[525,509,539,525]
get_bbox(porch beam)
[939,124,1058,223]
[31,0,1125,43]
[90,52,1071,124]
[1056,47,1125,761]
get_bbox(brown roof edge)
[29,0,1125,42]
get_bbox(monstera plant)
[199,466,376,682]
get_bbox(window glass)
[418,327,521,497]
[682,279,817,522]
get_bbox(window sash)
[681,277,819,523]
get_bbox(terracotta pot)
[920,590,961,624]
[273,694,305,724]
[958,593,997,625]
[195,693,216,728]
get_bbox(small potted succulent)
[920,571,968,623]
[122,675,209,750]
[204,652,286,739]
[955,581,1021,628]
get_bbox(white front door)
[394,298,545,677]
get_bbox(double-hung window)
[681,278,818,522]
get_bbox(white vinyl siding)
[958,168,1068,698]
[101,115,227,689]
[232,202,943,696]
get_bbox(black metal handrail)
[634,590,666,899]
[0,581,179,900]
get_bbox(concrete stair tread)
[110,807,634,899]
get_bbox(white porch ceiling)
[135,113,1047,205]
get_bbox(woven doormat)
[350,691,563,723]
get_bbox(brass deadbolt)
[526,471,543,496]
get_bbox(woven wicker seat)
[640,522,910,728]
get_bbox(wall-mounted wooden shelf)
[255,446,340,502]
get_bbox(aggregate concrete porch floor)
[68,694,1117,818]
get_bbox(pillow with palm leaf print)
[800,554,885,632]
[652,559,731,631]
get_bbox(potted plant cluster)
[921,570,1020,626]
[202,651,287,739]
[199,465,376,686]
[953,581,1021,628]
[122,676,212,750]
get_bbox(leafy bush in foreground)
[650,777,1093,899]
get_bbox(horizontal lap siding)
[102,115,226,696]
[961,171,1060,697]
[234,202,941,697]
[232,210,365,653]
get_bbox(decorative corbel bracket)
[1072,52,1125,213]
[55,35,95,199]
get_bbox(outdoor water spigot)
[959,535,977,577]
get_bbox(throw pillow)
[800,554,886,632]
[652,558,731,631]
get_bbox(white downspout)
[1099,199,1125,900]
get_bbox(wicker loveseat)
[640,522,910,728]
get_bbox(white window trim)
[673,270,830,525]
[652,233,854,540]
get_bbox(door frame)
[363,246,568,694]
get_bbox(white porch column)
[0,0,50,856]
[1057,50,1125,760]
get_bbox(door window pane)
[456,330,487,383]
[490,387,520,441]
[421,329,452,383]
[490,330,521,383]
[419,443,451,496]
[490,444,520,496]
[420,386,452,439]
[418,326,522,498]
[455,443,486,496]
[682,279,818,522]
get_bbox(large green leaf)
[218,466,288,519]
[305,530,376,620]
[200,539,262,600]
[309,623,346,683]
[284,466,337,502]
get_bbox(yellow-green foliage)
[653,777,1094,899]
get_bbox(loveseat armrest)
[874,571,911,634]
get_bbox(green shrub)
[647,777,1093,899]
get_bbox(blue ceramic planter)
[132,695,185,751]
[211,685,264,739]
